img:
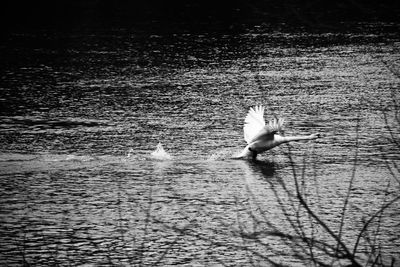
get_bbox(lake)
[0,23,399,266]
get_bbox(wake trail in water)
[207,148,242,161]
[126,144,241,162]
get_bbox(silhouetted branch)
[336,114,360,256]
[285,145,360,266]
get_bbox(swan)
[233,106,320,159]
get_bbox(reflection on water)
[0,23,399,266]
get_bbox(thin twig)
[336,115,360,255]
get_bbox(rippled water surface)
[1,24,400,266]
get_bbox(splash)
[207,148,241,161]
[150,143,173,160]
[127,148,135,158]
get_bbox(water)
[0,23,399,266]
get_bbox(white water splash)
[151,143,173,160]
[207,148,240,161]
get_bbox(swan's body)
[233,106,320,159]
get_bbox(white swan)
[233,106,320,159]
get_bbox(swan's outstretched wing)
[244,105,266,144]
[249,117,285,143]
[244,106,285,144]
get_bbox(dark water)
[0,24,399,266]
